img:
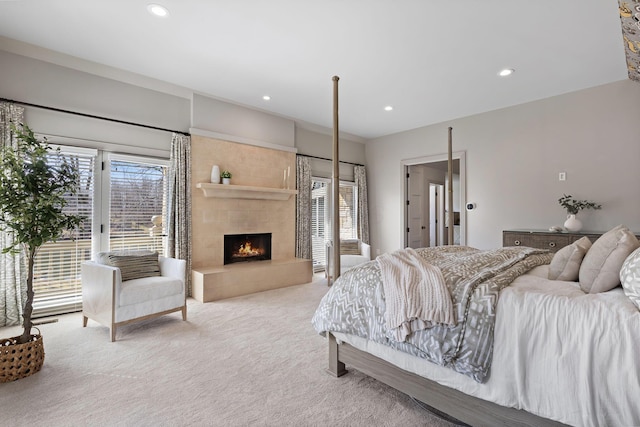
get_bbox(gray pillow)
[579,225,640,293]
[620,247,640,310]
[548,236,592,281]
[96,250,160,282]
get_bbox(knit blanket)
[377,248,455,342]
[312,246,553,382]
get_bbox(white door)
[402,153,466,247]
[407,165,425,248]
[429,183,443,246]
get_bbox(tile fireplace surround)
[190,134,312,302]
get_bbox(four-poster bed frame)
[326,77,565,427]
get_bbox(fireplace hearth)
[224,233,272,265]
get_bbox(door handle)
[421,226,426,229]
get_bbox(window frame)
[310,177,359,272]
[30,148,171,318]
[100,153,170,254]
[31,145,97,318]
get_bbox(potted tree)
[0,124,82,382]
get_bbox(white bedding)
[333,265,640,427]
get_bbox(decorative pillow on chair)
[579,225,640,293]
[96,250,161,282]
[548,236,591,281]
[340,239,360,255]
[620,247,640,310]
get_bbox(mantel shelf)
[196,183,297,200]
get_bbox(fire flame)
[237,241,263,256]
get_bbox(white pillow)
[579,225,640,293]
[620,247,640,310]
[548,236,591,281]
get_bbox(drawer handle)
[549,242,556,248]
[514,240,521,246]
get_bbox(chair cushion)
[96,250,161,282]
[119,276,184,307]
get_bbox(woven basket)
[0,332,45,383]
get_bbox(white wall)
[295,126,366,181]
[0,46,364,165]
[0,49,190,154]
[192,93,295,148]
[366,79,640,254]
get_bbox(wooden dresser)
[503,229,608,253]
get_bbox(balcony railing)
[31,234,165,318]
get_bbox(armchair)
[82,252,187,342]
[326,239,371,284]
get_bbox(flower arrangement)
[220,170,232,179]
[558,194,602,215]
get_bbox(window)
[31,147,95,317]
[108,155,169,254]
[310,178,358,272]
[311,180,328,272]
[338,183,358,240]
[31,150,170,318]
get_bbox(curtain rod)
[296,153,363,167]
[0,97,190,137]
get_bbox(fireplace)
[224,233,272,265]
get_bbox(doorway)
[403,152,466,248]
[407,165,426,248]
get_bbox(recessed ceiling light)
[263,95,271,101]
[498,68,514,77]
[147,4,169,17]
[384,106,393,111]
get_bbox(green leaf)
[0,123,85,340]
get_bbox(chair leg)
[83,316,88,327]
[182,306,187,321]
[110,326,116,342]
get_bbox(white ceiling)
[0,0,629,139]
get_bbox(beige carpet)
[0,275,457,427]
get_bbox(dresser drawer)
[504,229,640,253]
[503,231,571,253]
[568,233,601,244]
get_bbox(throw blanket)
[377,248,455,342]
[312,246,553,382]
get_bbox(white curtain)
[168,133,193,295]
[0,102,26,327]
[354,165,370,245]
[295,156,312,259]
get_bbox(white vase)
[564,214,582,232]
[222,177,231,185]
[210,165,220,184]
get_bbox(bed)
[312,227,640,427]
